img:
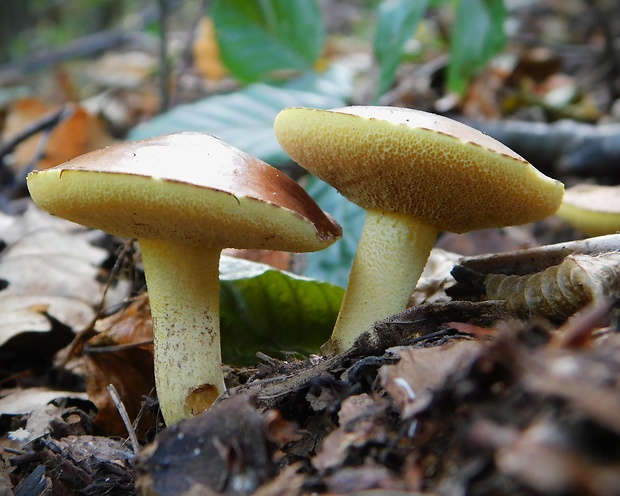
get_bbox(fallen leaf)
[0,205,120,347]
[312,394,389,472]
[84,294,156,437]
[136,395,277,495]
[0,387,88,416]
[1,97,114,171]
[193,17,229,81]
[379,340,483,418]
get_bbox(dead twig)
[107,384,140,454]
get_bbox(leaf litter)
[6,231,620,494]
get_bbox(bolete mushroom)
[27,132,342,424]
[556,184,620,236]
[274,106,564,354]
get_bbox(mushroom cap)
[274,106,564,233]
[27,132,342,251]
[557,184,620,236]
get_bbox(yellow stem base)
[322,209,438,355]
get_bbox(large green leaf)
[373,0,429,101]
[211,0,325,83]
[304,176,366,288]
[127,74,348,165]
[219,255,343,365]
[448,0,507,95]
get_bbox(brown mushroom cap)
[557,184,620,236]
[27,132,341,250]
[274,106,564,233]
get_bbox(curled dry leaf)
[482,252,620,321]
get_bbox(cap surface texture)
[27,132,341,250]
[274,106,564,233]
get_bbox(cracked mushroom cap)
[557,184,620,236]
[26,132,342,251]
[274,106,564,233]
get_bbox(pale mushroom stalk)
[324,209,437,354]
[140,239,224,423]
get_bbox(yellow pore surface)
[27,132,341,252]
[275,107,565,234]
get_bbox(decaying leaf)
[136,395,278,495]
[0,387,89,417]
[454,252,620,321]
[0,205,119,347]
[9,435,135,495]
[85,294,156,437]
[1,97,114,170]
[380,340,483,418]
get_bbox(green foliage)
[211,0,325,83]
[219,256,343,364]
[448,0,507,95]
[210,0,507,97]
[373,0,429,101]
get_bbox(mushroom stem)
[321,208,438,355]
[140,238,225,424]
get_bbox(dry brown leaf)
[137,395,276,495]
[312,394,389,472]
[85,294,155,437]
[379,340,483,418]
[1,97,114,170]
[193,17,229,81]
[222,248,297,272]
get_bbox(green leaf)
[212,0,325,83]
[127,66,351,165]
[373,0,429,101]
[304,176,366,288]
[219,256,343,365]
[448,0,507,95]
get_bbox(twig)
[107,384,140,454]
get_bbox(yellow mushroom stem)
[321,208,438,355]
[140,238,225,424]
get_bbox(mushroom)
[27,132,342,424]
[556,184,620,236]
[274,106,564,354]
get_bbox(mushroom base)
[322,209,438,355]
[140,238,225,424]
